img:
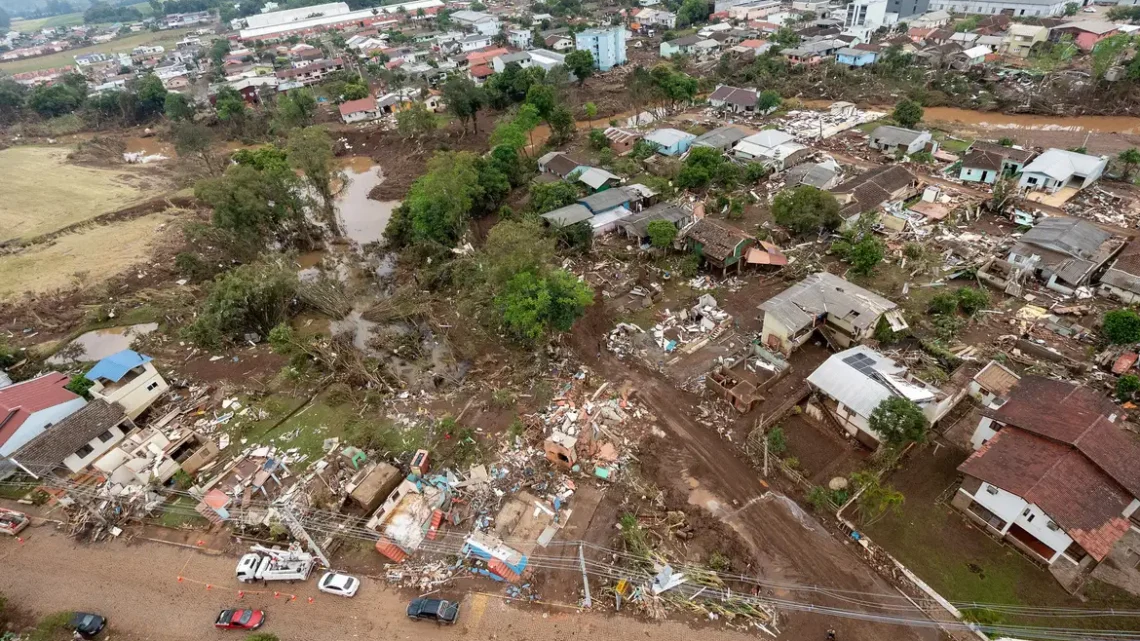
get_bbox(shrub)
[647,219,678,249]
[1104,309,1140,344]
[929,292,959,315]
[65,376,94,399]
[1117,374,1140,401]
[765,427,788,456]
[708,551,732,572]
[956,287,990,316]
[849,237,884,276]
[184,262,299,348]
[772,185,842,236]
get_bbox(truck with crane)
[235,544,317,583]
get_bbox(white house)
[732,129,809,170]
[92,426,219,485]
[0,372,87,458]
[952,376,1140,591]
[867,125,937,156]
[85,350,169,421]
[7,400,135,477]
[806,346,966,448]
[507,28,532,50]
[1018,148,1108,193]
[459,33,494,52]
[451,10,501,36]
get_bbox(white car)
[318,572,360,598]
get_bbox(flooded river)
[919,107,1140,134]
[336,162,400,247]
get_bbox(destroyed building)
[1007,217,1124,293]
[759,272,906,356]
[830,164,918,221]
[7,400,135,478]
[84,349,169,420]
[684,218,755,274]
[805,346,967,448]
[1098,237,1140,304]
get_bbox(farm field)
[10,2,154,31]
[0,26,192,74]
[0,146,164,241]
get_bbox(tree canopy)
[892,99,923,129]
[771,185,842,236]
[868,397,929,448]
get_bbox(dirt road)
[571,305,940,641]
[0,529,766,641]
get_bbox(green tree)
[956,287,990,316]
[0,79,27,124]
[529,180,581,214]
[851,471,905,526]
[771,27,800,48]
[480,219,556,288]
[647,219,678,249]
[442,76,486,133]
[565,49,595,84]
[675,146,726,190]
[134,73,167,120]
[1117,374,1140,401]
[588,128,609,150]
[757,89,782,113]
[495,269,594,344]
[524,83,556,119]
[892,99,923,129]
[65,376,94,399]
[868,397,929,448]
[195,163,308,243]
[164,92,194,121]
[173,121,223,175]
[1119,148,1140,180]
[765,427,787,455]
[1104,309,1140,344]
[547,105,576,144]
[677,0,709,26]
[386,151,483,248]
[287,127,343,236]
[771,185,842,236]
[1091,33,1132,81]
[214,86,248,123]
[583,101,597,125]
[28,82,84,117]
[184,262,300,348]
[849,237,884,275]
[274,89,317,130]
[1063,1,1079,16]
[396,102,438,138]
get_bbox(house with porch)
[759,271,905,356]
[1018,148,1107,194]
[952,376,1140,592]
[958,141,1036,184]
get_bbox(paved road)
[1,528,771,641]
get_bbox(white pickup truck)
[236,545,316,583]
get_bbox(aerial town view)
[6,0,1140,638]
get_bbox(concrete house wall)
[61,423,128,474]
[0,397,87,457]
[90,362,169,420]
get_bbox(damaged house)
[84,349,169,420]
[830,164,918,222]
[684,218,754,274]
[759,271,906,356]
[6,400,134,478]
[1018,148,1108,194]
[1007,217,1124,293]
[867,125,937,157]
[806,346,967,448]
[952,376,1140,593]
[1097,237,1140,304]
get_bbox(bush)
[928,292,959,315]
[765,427,787,455]
[1117,374,1140,401]
[849,237,884,276]
[495,270,594,345]
[903,242,924,260]
[956,287,990,316]
[708,551,732,572]
[65,375,94,399]
[647,219,678,249]
[1104,309,1140,344]
[874,315,902,345]
[184,262,299,348]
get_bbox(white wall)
[90,364,169,420]
[0,397,87,457]
[966,481,1073,563]
[970,416,1000,450]
[61,423,127,474]
[928,0,1066,15]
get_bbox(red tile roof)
[993,376,1120,444]
[339,96,377,117]
[0,373,78,449]
[960,427,1134,561]
[469,64,494,78]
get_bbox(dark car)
[69,613,106,639]
[215,609,266,630]
[406,598,460,624]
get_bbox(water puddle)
[337,165,400,247]
[339,155,377,173]
[124,137,175,157]
[48,323,159,364]
[329,308,380,357]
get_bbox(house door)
[980,171,989,182]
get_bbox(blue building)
[835,47,877,68]
[644,128,696,156]
[575,27,628,71]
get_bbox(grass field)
[0,211,181,300]
[0,146,159,241]
[0,27,193,74]
[10,2,154,31]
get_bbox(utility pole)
[763,436,769,477]
[578,544,592,608]
[278,500,331,567]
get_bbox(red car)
[215,609,265,630]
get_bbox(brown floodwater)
[336,163,400,246]
[801,99,1140,133]
[124,137,176,157]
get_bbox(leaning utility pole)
[277,498,331,567]
[578,544,592,608]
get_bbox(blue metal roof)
[84,349,152,383]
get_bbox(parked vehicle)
[0,507,29,536]
[317,572,360,598]
[235,545,315,583]
[69,612,106,638]
[215,609,266,630]
[406,598,460,624]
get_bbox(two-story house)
[7,400,135,478]
[85,350,169,420]
[952,376,1140,592]
[0,372,87,462]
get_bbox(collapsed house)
[805,346,967,448]
[830,164,918,221]
[1097,237,1140,304]
[759,272,906,356]
[1006,217,1124,294]
[952,376,1140,593]
[84,349,169,420]
[683,218,755,274]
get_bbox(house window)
[1046,520,1060,532]
[75,444,94,458]
[98,430,115,442]
[985,485,999,495]
[147,381,159,391]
